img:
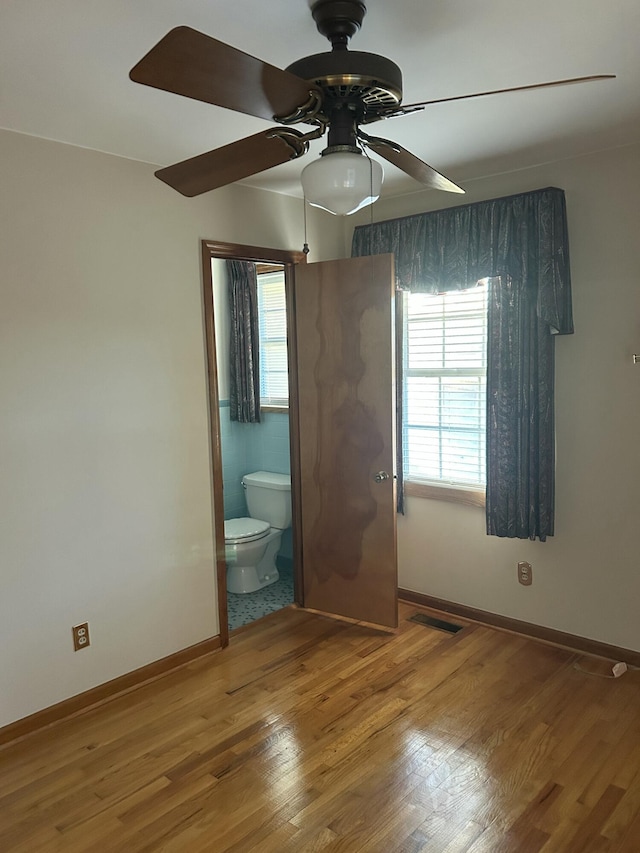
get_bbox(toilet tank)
[242,471,292,529]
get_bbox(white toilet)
[224,471,292,595]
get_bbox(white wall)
[347,142,640,653]
[0,129,342,728]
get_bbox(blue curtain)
[352,187,573,540]
[227,260,261,424]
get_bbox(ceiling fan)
[130,0,614,212]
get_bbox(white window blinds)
[403,283,488,488]
[257,270,288,407]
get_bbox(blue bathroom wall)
[219,406,291,517]
[219,402,248,520]
[247,411,292,563]
[246,411,291,476]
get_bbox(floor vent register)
[408,612,464,634]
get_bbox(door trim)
[200,240,306,647]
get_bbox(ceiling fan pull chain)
[302,194,310,257]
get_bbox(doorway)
[201,240,306,647]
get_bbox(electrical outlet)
[72,622,90,651]
[517,561,532,586]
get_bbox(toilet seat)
[224,517,270,544]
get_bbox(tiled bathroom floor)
[227,564,295,631]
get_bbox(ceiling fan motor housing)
[292,0,402,113]
[286,51,403,111]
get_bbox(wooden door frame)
[201,240,307,647]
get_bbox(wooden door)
[292,254,398,628]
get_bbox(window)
[257,268,288,408]
[403,282,488,493]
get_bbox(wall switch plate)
[517,561,533,586]
[72,622,90,651]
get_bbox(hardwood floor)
[2,601,640,852]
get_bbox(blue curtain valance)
[352,186,573,335]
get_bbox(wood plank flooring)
[2,601,640,852]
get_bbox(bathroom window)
[403,282,488,496]
[257,267,288,408]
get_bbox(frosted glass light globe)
[301,151,383,216]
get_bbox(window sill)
[404,480,486,508]
[260,405,289,414]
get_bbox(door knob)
[373,471,391,483]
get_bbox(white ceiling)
[2,0,639,201]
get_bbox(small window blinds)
[257,270,288,406]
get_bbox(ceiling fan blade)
[374,75,616,119]
[155,129,310,197]
[360,133,464,194]
[130,26,321,122]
